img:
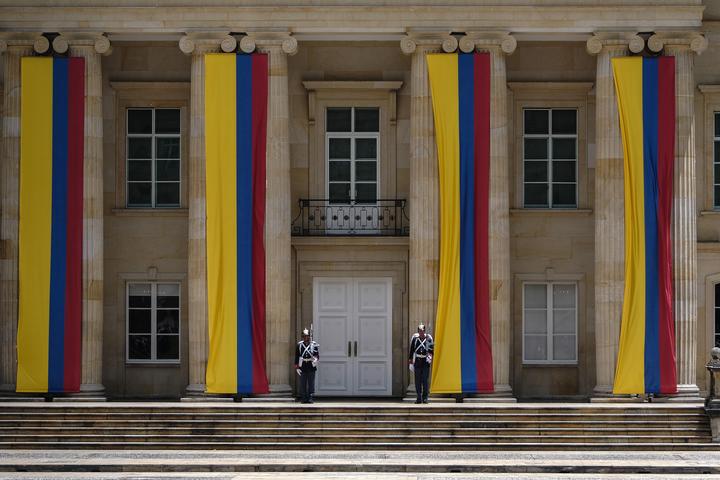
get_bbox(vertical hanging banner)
[612,56,677,395]
[17,56,84,393]
[204,53,270,395]
[427,52,493,394]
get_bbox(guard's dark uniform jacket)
[409,332,434,403]
[408,333,434,362]
[294,340,319,371]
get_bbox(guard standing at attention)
[408,324,434,404]
[294,328,319,404]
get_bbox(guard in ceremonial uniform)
[294,328,319,404]
[408,324,434,404]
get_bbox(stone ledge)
[510,208,593,217]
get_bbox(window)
[715,283,720,348]
[523,109,577,208]
[126,108,181,208]
[523,282,577,363]
[714,113,720,208]
[326,107,379,204]
[127,282,180,363]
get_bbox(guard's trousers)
[299,367,316,402]
[414,359,430,402]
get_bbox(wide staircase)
[0,402,713,450]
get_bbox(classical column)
[400,31,457,395]
[586,33,644,397]
[242,32,297,396]
[61,33,112,396]
[459,32,516,396]
[649,32,707,399]
[179,32,236,396]
[0,36,36,393]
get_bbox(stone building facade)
[0,0,718,400]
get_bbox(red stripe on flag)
[64,57,84,392]
[474,52,493,392]
[657,56,677,394]
[251,53,269,394]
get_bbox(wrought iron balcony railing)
[291,199,409,236]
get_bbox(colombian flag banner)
[204,53,269,394]
[17,57,84,393]
[612,56,677,395]
[427,52,493,394]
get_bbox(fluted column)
[63,33,112,396]
[649,32,707,398]
[586,33,644,396]
[459,32,515,395]
[243,32,298,395]
[400,31,456,395]
[179,32,236,395]
[0,36,35,392]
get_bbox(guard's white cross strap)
[414,338,428,354]
[300,342,316,361]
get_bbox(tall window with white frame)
[523,282,577,363]
[326,107,379,204]
[523,109,577,208]
[127,283,181,363]
[715,283,720,347]
[127,108,181,208]
[714,112,720,208]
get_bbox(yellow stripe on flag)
[612,57,646,394]
[427,54,462,394]
[205,54,238,394]
[17,57,54,393]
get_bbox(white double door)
[312,277,392,396]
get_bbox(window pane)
[157,335,179,360]
[355,183,377,203]
[553,309,575,334]
[552,109,577,134]
[354,108,379,132]
[716,186,720,208]
[155,109,180,134]
[327,108,351,132]
[715,113,720,137]
[524,310,547,334]
[329,183,350,203]
[329,138,351,159]
[128,183,152,206]
[524,335,547,361]
[156,160,180,182]
[157,310,179,334]
[129,283,151,296]
[355,161,377,182]
[158,284,179,296]
[524,161,547,182]
[128,137,152,159]
[128,109,152,134]
[552,160,576,183]
[524,109,548,134]
[129,309,151,334]
[524,138,548,160]
[128,293,151,308]
[329,161,350,182]
[715,164,720,187]
[157,295,179,309]
[552,138,576,160]
[524,184,548,207]
[715,141,720,164]
[716,308,720,336]
[524,284,547,308]
[156,183,180,206]
[553,334,576,361]
[128,160,152,182]
[553,284,576,308]
[156,137,180,159]
[552,184,576,207]
[129,335,151,360]
[716,282,720,306]
[355,138,377,159]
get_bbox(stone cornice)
[459,31,516,54]
[648,30,708,54]
[585,32,645,55]
[178,31,236,55]
[0,5,703,35]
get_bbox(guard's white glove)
[296,368,302,376]
[426,354,433,364]
[409,363,415,373]
[312,358,318,368]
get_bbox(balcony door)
[312,277,393,396]
[326,107,380,233]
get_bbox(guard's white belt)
[415,354,427,358]
[301,358,314,363]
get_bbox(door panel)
[314,279,353,396]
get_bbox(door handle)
[348,341,352,358]
[354,340,358,357]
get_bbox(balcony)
[291,199,409,236]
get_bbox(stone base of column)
[0,385,46,402]
[184,383,206,396]
[660,384,704,403]
[64,383,106,401]
[243,383,294,402]
[0,383,15,393]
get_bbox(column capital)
[459,31,516,55]
[400,30,457,55]
[648,30,708,54]
[586,32,645,55]
[0,32,45,53]
[53,32,112,56]
[179,31,236,55]
[239,31,298,56]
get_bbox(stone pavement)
[1,474,720,480]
